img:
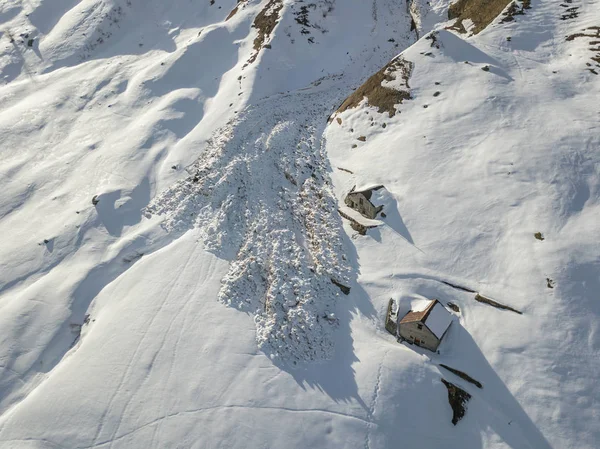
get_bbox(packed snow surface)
[0,0,599,448]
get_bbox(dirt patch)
[441,379,472,425]
[440,364,483,389]
[448,0,514,34]
[226,0,247,21]
[226,6,239,21]
[474,293,522,314]
[331,57,413,119]
[247,0,284,64]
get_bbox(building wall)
[385,299,398,335]
[345,192,380,219]
[399,322,440,352]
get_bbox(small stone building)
[398,299,453,352]
[344,185,384,219]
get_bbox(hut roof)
[349,184,384,200]
[338,206,383,227]
[399,299,453,339]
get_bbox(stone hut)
[344,185,384,219]
[398,299,453,352]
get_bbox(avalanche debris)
[145,90,351,363]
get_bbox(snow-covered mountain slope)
[0,0,598,448]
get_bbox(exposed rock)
[440,364,483,389]
[331,278,350,295]
[441,378,472,425]
[123,252,144,264]
[441,280,476,293]
[225,0,245,21]
[501,0,532,24]
[446,302,460,312]
[474,293,522,314]
[248,0,283,64]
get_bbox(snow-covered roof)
[350,184,384,200]
[399,300,453,340]
[424,302,453,340]
[338,206,383,227]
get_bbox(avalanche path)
[146,83,355,364]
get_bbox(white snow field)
[0,0,598,448]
